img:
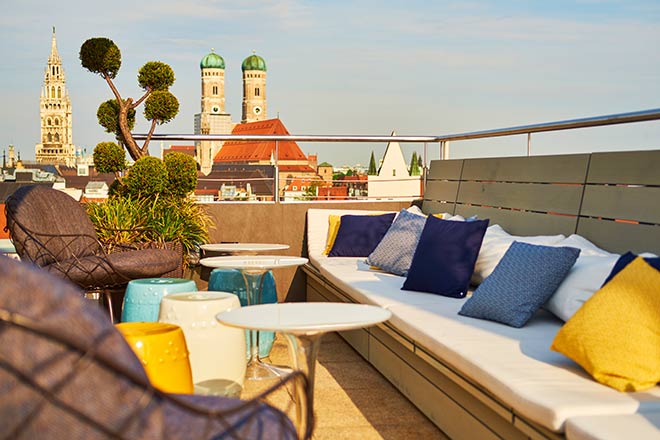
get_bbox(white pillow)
[406,205,426,216]
[553,234,614,257]
[544,254,620,321]
[404,206,466,222]
[471,224,566,284]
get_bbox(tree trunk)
[118,98,144,161]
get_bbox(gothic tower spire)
[35,27,75,165]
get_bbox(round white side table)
[201,255,308,381]
[217,302,392,439]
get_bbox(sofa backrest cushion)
[402,216,488,298]
[459,242,580,328]
[328,212,396,257]
[552,257,660,392]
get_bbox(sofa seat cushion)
[565,411,660,440]
[386,299,660,432]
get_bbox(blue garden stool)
[208,269,276,359]
[121,278,197,323]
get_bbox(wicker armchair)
[0,255,309,439]
[4,185,181,321]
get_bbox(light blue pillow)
[367,209,426,276]
[459,241,580,328]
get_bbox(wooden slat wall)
[423,150,660,254]
[577,150,660,254]
[421,159,463,215]
[461,154,590,183]
[455,154,587,237]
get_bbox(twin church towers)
[194,49,268,174]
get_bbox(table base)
[245,358,293,381]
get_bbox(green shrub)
[86,196,148,248]
[125,156,167,198]
[164,152,198,197]
[93,141,126,174]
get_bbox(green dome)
[242,52,267,72]
[200,50,225,69]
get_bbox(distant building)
[197,164,275,201]
[317,162,334,183]
[35,27,75,166]
[367,132,421,200]
[213,118,318,197]
[194,50,269,175]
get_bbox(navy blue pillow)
[459,241,580,328]
[402,216,489,298]
[328,213,396,257]
[602,251,660,286]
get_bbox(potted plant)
[86,144,212,276]
[80,37,212,275]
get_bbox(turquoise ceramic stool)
[208,269,276,359]
[121,278,197,322]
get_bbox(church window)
[47,118,52,126]
[57,87,61,98]
[52,66,55,76]
[212,86,218,95]
[47,133,52,142]
[54,118,59,126]
[292,186,297,191]
[54,133,60,142]
[255,87,260,96]
[392,169,396,177]
[51,86,55,98]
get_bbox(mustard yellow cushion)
[551,257,660,392]
[323,215,342,255]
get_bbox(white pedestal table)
[200,255,308,381]
[216,301,392,439]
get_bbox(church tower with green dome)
[241,51,267,123]
[35,27,75,166]
[194,49,234,174]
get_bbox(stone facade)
[35,28,75,166]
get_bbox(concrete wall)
[196,200,411,302]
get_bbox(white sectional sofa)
[301,151,660,440]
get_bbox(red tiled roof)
[213,118,308,163]
[279,165,317,173]
[317,186,348,199]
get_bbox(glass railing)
[135,107,660,203]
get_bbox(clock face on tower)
[211,105,220,114]
[253,106,262,115]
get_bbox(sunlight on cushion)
[551,257,660,392]
[323,215,342,255]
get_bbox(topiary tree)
[80,37,179,161]
[164,152,198,197]
[124,156,168,198]
[93,141,127,181]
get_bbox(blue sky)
[1,0,659,167]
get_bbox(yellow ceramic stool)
[115,322,193,394]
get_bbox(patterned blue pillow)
[459,241,580,328]
[367,209,426,276]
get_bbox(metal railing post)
[275,140,279,202]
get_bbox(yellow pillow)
[323,215,342,255]
[551,257,660,392]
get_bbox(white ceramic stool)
[158,291,246,397]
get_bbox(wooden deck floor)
[241,332,448,439]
